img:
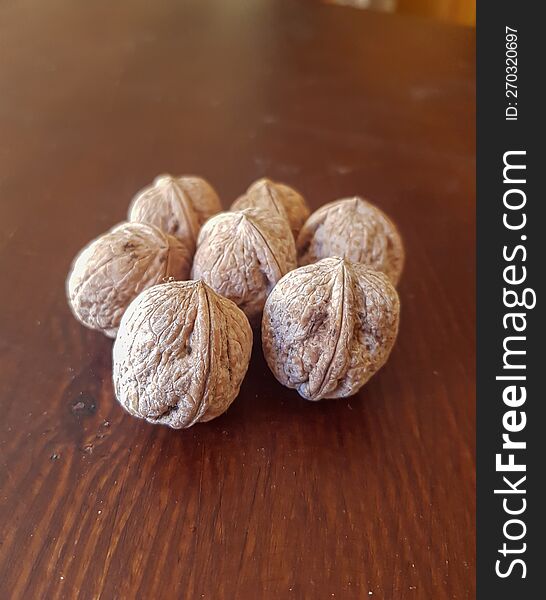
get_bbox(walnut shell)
[192,207,297,326]
[231,178,310,238]
[297,197,404,285]
[113,280,252,428]
[66,222,192,338]
[128,174,221,247]
[262,257,400,401]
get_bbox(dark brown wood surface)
[0,1,475,598]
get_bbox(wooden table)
[0,1,475,598]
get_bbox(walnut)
[230,178,310,238]
[66,222,192,338]
[262,257,400,401]
[112,280,252,428]
[128,174,221,247]
[297,197,404,285]
[191,207,297,326]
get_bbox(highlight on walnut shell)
[112,280,253,429]
[191,207,297,326]
[128,174,221,248]
[66,222,192,338]
[230,178,310,239]
[262,257,400,401]
[296,197,404,285]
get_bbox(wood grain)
[0,1,475,598]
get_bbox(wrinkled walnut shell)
[231,178,310,238]
[192,207,297,326]
[113,280,253,428]
[297,197,404,285]
[67,222,192,338]
[262,257,400,401]
[128,174,221,247]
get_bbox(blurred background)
[323,0,475,26]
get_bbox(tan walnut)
[128,174,221,248]
[113,280,253,428]
[297,197,404,285]
[192,207,297,326]
[66,222,192,338]
[231,178,310,239]
[262,257,400,401]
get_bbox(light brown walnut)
[262,257,400,401]
[297,197,405,285]
[231,178,310,238]
[128,174,221,248]
[66,222,192,338]
[191,207,297,326]
[113,280,253,428]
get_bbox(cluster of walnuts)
[67,175,403,428]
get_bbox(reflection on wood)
[325,0,476,26]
